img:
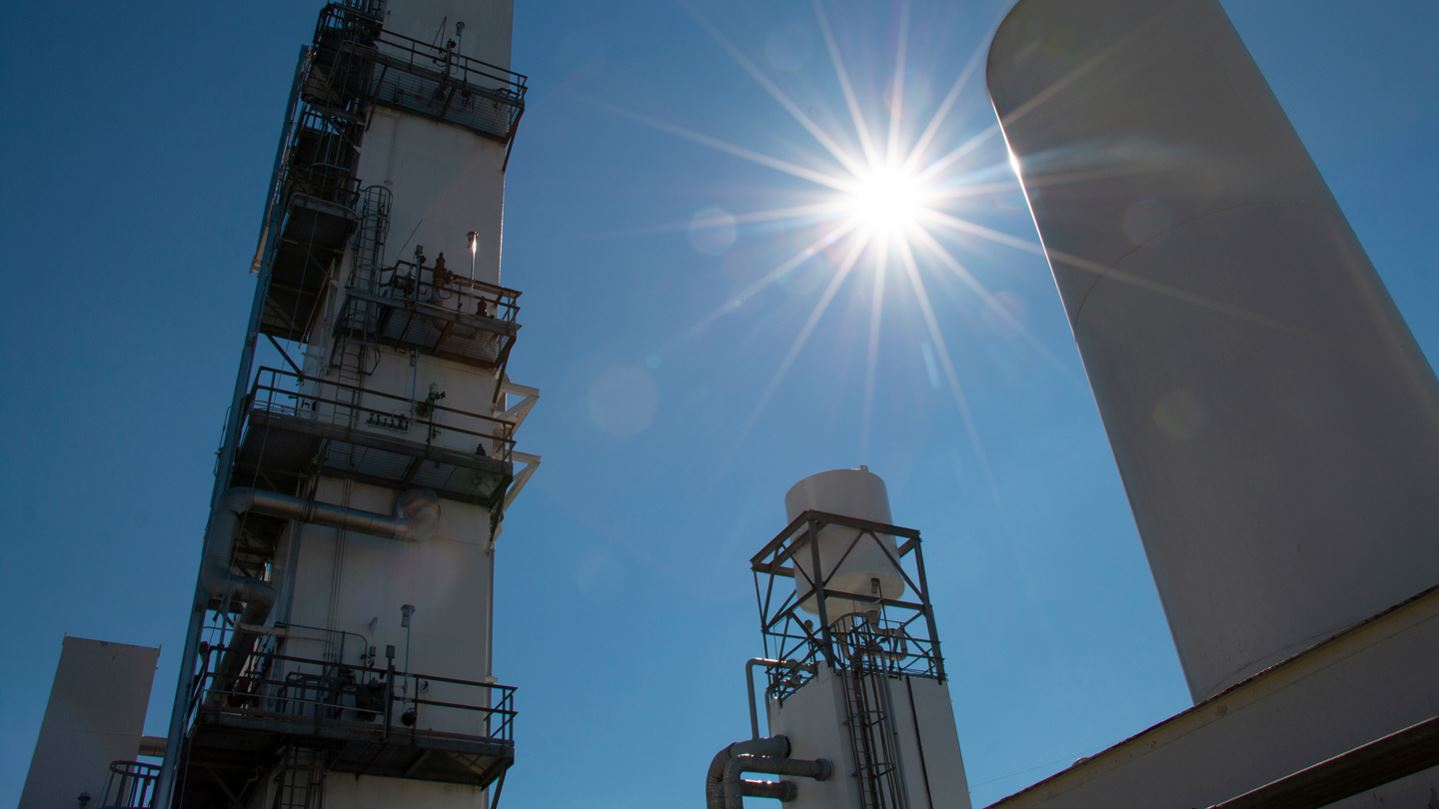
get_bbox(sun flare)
[841,163,934,238]
[633,2,1059,463]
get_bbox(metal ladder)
[331,185,390,351]
[325,185,391,454]
[272,745,325,809]
[349,185,391,299]
[843,646,909,809]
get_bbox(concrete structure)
[984,0,1439,805]
[21,637,160,809]
[987,0,1439,704]
[709,469,971,809]
[150,1,540,807]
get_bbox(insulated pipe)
[745,659,814,740]
[201,487,439,706]
[707,737,791,808]
[224,486,434,543]
[198,486,434,614]
[722,754,832,809]
[737,779,798,802]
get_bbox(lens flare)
[842,163,933,237]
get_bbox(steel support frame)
[751,510,946,700]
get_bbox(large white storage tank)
[785,468,906,618]
[987,0,1439,701]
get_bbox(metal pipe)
[722,754,832,809]
[199,487,438,709]
[197,484,432,627]
[706,737,790,808]
[745,658,814,740]
[225,487,432,542]
[737,779,797,802]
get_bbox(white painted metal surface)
[987,587,1439,809]
[769,665,858,808]
[987,0,1439,701]
[768,666,973,809]
[21,637,158,809]
[354,109,509,288]
[785,468,906,617]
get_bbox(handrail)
[312,3,527,139]
[369,28,528,94]
[374,260,522,322]
[315,3,528,95]
[246,365,518,461]
[189,643,517,744]
[101,760,160,809]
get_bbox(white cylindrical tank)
[784,468,905,618]
[988,0,1439,701]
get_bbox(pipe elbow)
[229,574,277,609]
[707,736,791,808]
[393,488,441,541]
[220,487,258,516]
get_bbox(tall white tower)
[987,0,1439,702]
[707,469,971,809]
[155,2,538,807]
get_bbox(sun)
[841,162,934,238]
[627,2,1058,457]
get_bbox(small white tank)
[784,468,906,619]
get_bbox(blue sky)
[1,1,1435,807]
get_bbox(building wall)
[20,637,159,809]
[987,588,1439,809]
